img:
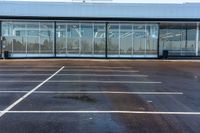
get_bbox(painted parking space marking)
[0,69,139,72]
[1,111,200,115]
[0,80,162,84]
[0,66,65,118]
[0,91,183,95]
[0,74,148,77]
[48,80,162,84]
[0,66,134,68]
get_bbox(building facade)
[0,1,200,58]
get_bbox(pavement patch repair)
[0,59,200,133]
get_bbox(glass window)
[81,24,93,55]
[159,23,196,56]
[120,24,132,56]
[56,23,67,56]
[146,24,158,56]
[133,24,146,56]
[56,22,106,57]
[185,25,196,56]
[2,22,26,57]
[199,24,200,55]
[67,23,80,55]
[107,23,158,58]
[108,24,119,57]
[40,22,54,56]
[2,21,54,57]
[27,23,39,55]
[94,24,105,56]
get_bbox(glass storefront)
[2,21,54,57]
[108,23,158,58]
[1,20,200,58]
[56,22,105,57]
[159,23,197,56]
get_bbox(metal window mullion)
[105,22,108,58]
[0,21,2,58]
[25,23,27,57]
[145,24,147,57]
[196,23,199,56]
[12,22,14,54]
[92,23,95,56]
[66,23,68,55]
[54,22,56,57]
[157,23,160,58]
[119,24,120,56]
[39,22,41,55]
[180,28,182,56]
[132,24,134,56]
[79,23,81,56]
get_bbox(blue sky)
[1,0,200,3]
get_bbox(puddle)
[53,94,97,103]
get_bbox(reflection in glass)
[108,24,119,57]
[108,23,158,58]
[159,23,196,56]
[40,22,54,55]
[120,25,132,56]
[133,25,146,56]
[2,21,54,57]
[146,25,158,55]
[81,24,93,55]
[27,23,39,55]
[94,24,105,56]
[56,22,105,57]
[56,24,67,55]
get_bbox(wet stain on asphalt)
[53,94,97,103]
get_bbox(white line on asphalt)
[0,70,61,71]
[0,66,133,68]
[1,111,200,115]
[0,91,183,95]
[0,74,148,77]
[0,80,161,84]
[0,66,61,68]
[48,81,162,84]
[0,69,139,72]
[0,66,65,118]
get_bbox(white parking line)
[0,66,65,118]
[0,80,161,84]
[0,69,61,71]
[0,66,134,69]
[48,81,162,84]
[0,69,139,72]
[1,111,200,115]
[0,74,148,77]
[0,91,183,95]
[0,66,61,68]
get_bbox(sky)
[1,0,200,3]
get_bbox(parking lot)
[0,59,200,133]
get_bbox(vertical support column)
[0,21,2,58]
[25,23,28,57]
[132,24,134,56]
[119,23,120,56]
[79,23,81,56]
[144,24,147,57]
[54,21,57,57]
[105,22,108,58]
[185,27,188,56]
[157,23,160,59]
[66,23,68,56]
[92,23,95,55]
[196,23,199,56]
[39,22,41,55]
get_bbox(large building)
[0,1,200,58]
